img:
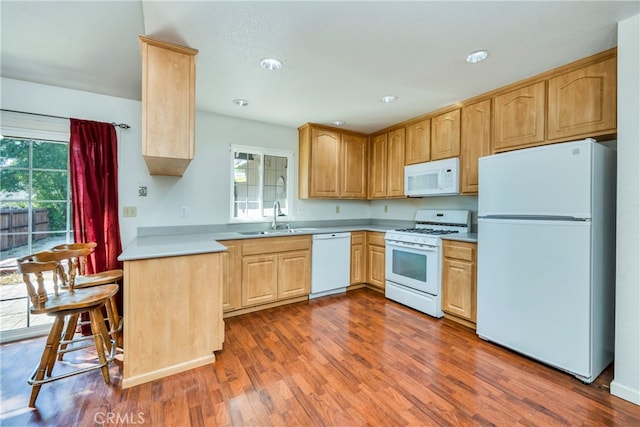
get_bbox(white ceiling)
[1,1,638,134]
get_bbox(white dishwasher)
[310,232,351,299]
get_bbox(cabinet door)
[431,109,461,160]
[460,99,492,194]
[367,233,386,290]
[494,81,546,151]
[341,134,368,198]
[221,240,241,312]
[442,259,476,321]
[386,128,406,197]
[310,127,341,197]
[139,36,197,176]
[350,231,366,285]
[368,133,388,199]
[442,241,477,325]
[367,244,386,290]
[278,251,311,299]
[405,119,431,165]
[241,254,278,307]
[547,56,616,141]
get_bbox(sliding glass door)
[0,135,72,342]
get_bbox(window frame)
[229,144,294,224]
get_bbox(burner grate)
[393,228,460,235]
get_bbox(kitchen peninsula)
[118,234,227,388]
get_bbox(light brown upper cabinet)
[298,123,368,199]
[341,133,368,198]
[431,109,461,160]
[460,99,492,194]
[139,35,198,176]
[368,128,405,199]
[547,56,617,142]
[493,81,546,152]
[405,119,431,165]
[300,125,340,198]
[386,128,406,197]
[368,133,387,199]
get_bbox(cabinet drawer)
[242,235,311,256]
[351,231,365,245]
[443,241,475,261]
[367,231,386,247]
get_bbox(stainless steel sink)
[238,228,319,236]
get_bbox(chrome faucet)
[272,200,281,230]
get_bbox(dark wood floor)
[1,289,638,426]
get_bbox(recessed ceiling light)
[332,120,345,126]
[381,95,398,103]
[233,99,250,107]
[260,58,283,71]
[466,50,489,63]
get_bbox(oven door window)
[392,249,427,282]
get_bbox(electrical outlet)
[384,204,388,213]
[138,186,147,197]
[335,205,340,214]
[180,206,189,217]
[123,206,137,217]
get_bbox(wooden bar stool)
[16,250,119,407]
[52,242,123,349]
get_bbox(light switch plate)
[123,206,137,217]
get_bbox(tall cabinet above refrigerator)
[477,139,616,383]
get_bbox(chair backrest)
[44,247,93,289]
[16,252,62,309]
[52,242,97,275]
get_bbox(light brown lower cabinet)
[350,231,367,285]
[221,235,311,316]
[122,252,225,388]
[366,231,386,292]
[441,240,477,329]
[222,232,385,314]
[221,240,241,312]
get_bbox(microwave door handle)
[438,168,444,189]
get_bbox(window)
[230,145,293,222]
[0,111,71,342]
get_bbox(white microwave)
[404,157,460,197]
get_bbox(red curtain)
[69,118,123,313]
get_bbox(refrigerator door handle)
[479,215,589,221]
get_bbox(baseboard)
[122,354,215,389]
[610,380,640,405]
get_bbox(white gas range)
[384,210,471,317]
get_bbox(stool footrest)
[28,338,116,386]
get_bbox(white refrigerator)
[477,139,616,383]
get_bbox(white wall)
[370,196,479,226]
[1,77,142,247]
[0,78,375,245]
[611,14,640,406]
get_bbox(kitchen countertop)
[440,232,478,243]
[117,233,229,261]
[118,223,399,261]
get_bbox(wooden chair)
[52,242,123,349]
[16,250,119,407]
